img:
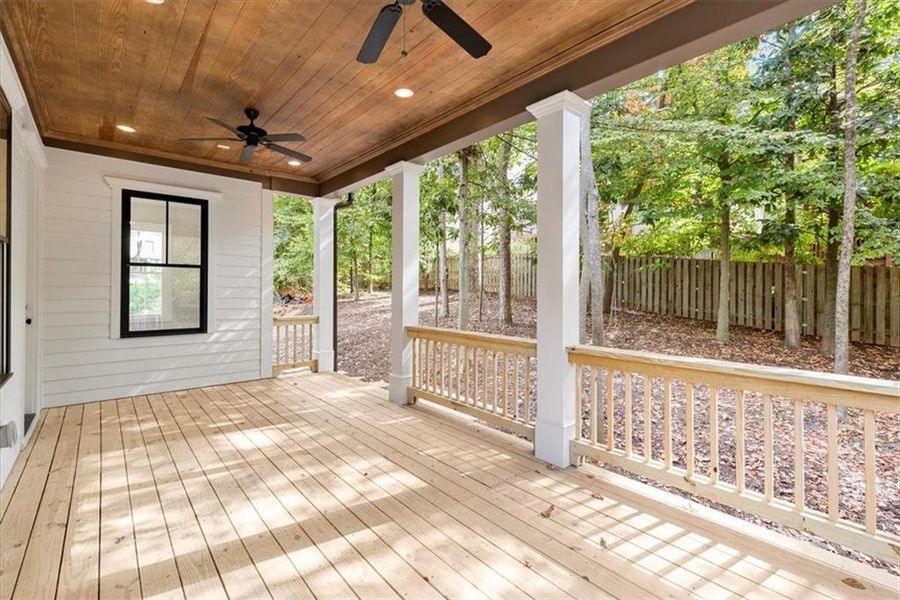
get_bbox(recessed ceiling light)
[394,88,414,98]
[116,124,136,133]
[145,0,165,4]
[288,159,302,167]
[216,144,230,150]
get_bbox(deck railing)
[568,345,900,562]
[273,315,318,374]
[407,326,536,439]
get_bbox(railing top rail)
[568,345,900,404]
[274,315,319,324]
[407,325,537,355]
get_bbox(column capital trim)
[307,196,343,210]
[384,161,426,177]
[526,90,592,120]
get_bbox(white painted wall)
[41,148,273,407]
[0,33,47,488]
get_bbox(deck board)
[1,372,896,599]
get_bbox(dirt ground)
[278,291,900,574]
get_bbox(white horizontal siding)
[41,147,268,406]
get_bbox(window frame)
[120,189,209,338]
[0,89,10,388]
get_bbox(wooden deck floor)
[1,372,896,599]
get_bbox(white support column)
[527,90,592,468]
[310,197,341,372]
[260,189,275,378]
[386,161,425,404]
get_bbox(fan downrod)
[244,107,260,123]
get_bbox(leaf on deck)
[540,504,555,518]
[840,577,866,590]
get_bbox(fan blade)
[262,133,306,142]
[422,0,491,59]
[205,116,246,138]
[239,144,257,164]
[178,137,240,142]
[265,142,312,163]
[357,4,402,64]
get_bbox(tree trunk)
[434,253,440,326]
[820,207,840,354]
[834,0,866,374]
[368,228,374,294]
[716,204,731,343]
[496,140,513,326]
[783,206,801,347]
[579,103,604,345]
[438,211,449,318]
[603,198,637,314]
[352,254,360,302]
[457,149,473,330]
[478,196,485,322]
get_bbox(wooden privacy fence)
[407,325,536,440]
[614,257,900,346]
[569,345,900,562]
[443,254,537,298]
[273,315,318,374]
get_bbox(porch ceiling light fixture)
[116,124,136,133]
[216,143,230,150]
[145,0,166,4]
[288,159,302,167]
[394,87,414,98]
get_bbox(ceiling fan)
[357,0,491,64]
[180,108,312,165]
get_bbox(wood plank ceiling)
[0,0,688,186]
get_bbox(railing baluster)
[864,409,876,533]
[735,389,745,492]
[524,357,532,425]
[686,383,694,479]
[606,369,615,451]
[502,352,509,417]
[644,375,652,463]
[624,372,633,457]
[710,385,719,484]
[763,393,773,502]
[662,378,671,468]
[794,399,804,511]
[464,345,471,404]
[513,354,520,421]
[590,369,599,444]
[275,324,281,368]
[454,344,460,401]
[827,403,838,521]
[575,365,583,442]
[411,337,417,387]
[481,349,489,410]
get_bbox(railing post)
[527,90,592,468]
[309,197,341,372]
[386,161,425,404]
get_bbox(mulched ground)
[278,291,900,575]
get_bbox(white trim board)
[106,176,218,340]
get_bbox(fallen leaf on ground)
[841,577,865,590]
[541,504,555,518]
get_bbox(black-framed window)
[121,190,208,337]
[0,89,12,386]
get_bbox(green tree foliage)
[273,194,313,296]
